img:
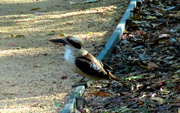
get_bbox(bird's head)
[49,36,84,49]
[50,36,88,56]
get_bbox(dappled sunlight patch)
[46,5,117,19]
[0,0,129,112]
[0,3,120,39]
[2,0,48,4]
[75,31,107,39]
[0,47,50,57]
[0,93,68,112]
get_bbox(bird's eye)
[72,42,81,49]
[66,38,82,49]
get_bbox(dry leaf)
[16,35,25,38]
[146,16,157,20]
[87,32,92,35]
[171,74,180,82]
[133,14,141,20]
[58,33,65,37]
[148,62,159,70]
[31,7,41,11]
[159,78,162,86]
[135,30,143,35]
[66,22,73,25]
[160,86,170,94]
[33,64,41,68]
[90,91,110,96]
[138,101,144,106]
[6,43,17,47]
[151,97,165,104]
[159,34,169,38]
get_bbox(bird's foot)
[72,81,87,88]
[79,77,89,82]
[72,80,94,88]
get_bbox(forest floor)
[83,1,180,113]
[0,0,128,112]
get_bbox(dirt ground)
[0,0,128,112]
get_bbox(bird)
[49,36,120,82]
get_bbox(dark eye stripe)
[67,38,81,49]
[71,42,81,49]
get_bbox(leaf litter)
[82,0,180,113]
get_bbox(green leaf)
[101,111,108,113]
[121,108,131,112]
[126,74,145,80]
[144,98,151,104]
[139,105,148,113]
[119,67,132,73]
[54,101,60,107]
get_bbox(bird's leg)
[72,77,94,88]
[79,77,86,82]
[79,77,94,87]
[72,77,88,88]
[72,82,87,88]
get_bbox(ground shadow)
[0,0,129,112]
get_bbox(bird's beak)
[49,39,68,46]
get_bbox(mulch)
[81,0,180,113]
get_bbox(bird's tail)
[108,71,120,81]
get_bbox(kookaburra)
[50,36,119,81]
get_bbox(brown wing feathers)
[75,53,120,81]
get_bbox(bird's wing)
[75,53,109,79]
[98,61,113,70]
